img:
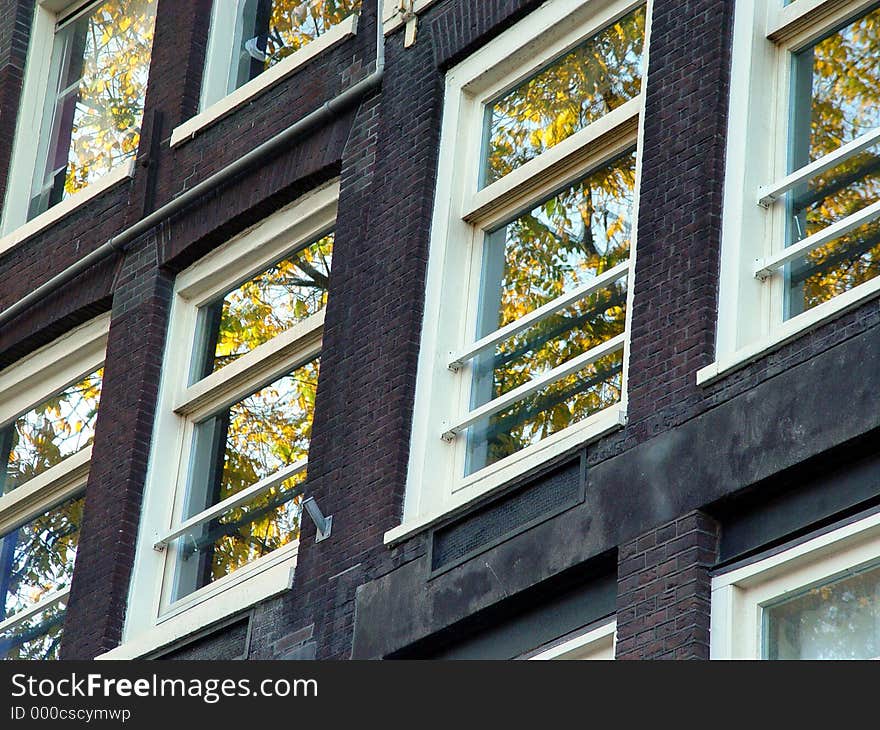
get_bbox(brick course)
[616,512,719,660]
[0,0,877,660]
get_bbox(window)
[394,0,648,540]
[711,510,880,660]
[528,620,616,660]
[202,0,361,108]
[1,0,158,238]
[0,315,108,659]
[172,0,361,145]
[116,183,337,658]
[704,0,880,382]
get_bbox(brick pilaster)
[615,511,719,660]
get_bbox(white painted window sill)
[169,14,359,149]
[697,274,880,386]
[97,545,297,660]
[384,404,626,546]
[0,160,135,258]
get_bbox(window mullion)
[756,197,880,279]
[153,458,307,551]
[449,260,630,370]
[174,309,325,417]
[0,587,70,635]
[444,332,626,441]
[758,126,880,208]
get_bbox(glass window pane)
[193,234,333,380]
[0,601,68,661]
[174,359,319,599]
[785,6,880,317]
[1,369,103,495]
[465,152,634,474]
[0,494,84,623]
[467,351,623,474]
[481,6,645,186]
[763,563,880,660]
[29,0,158,220]
[228,0,361,93]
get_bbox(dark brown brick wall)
[616,511,719,660]
[0,0,878,660]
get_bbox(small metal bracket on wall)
[399,0,418,48]
[302,497,333,542]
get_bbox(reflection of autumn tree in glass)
[0,496,84,660]
[30,0,157,218]
[195,235,333,380]
[482,6,645,185]
[231,0,360,89]
[787,7,880,316]
[765,564,880,660]
[468,152,635,473]
[176,363,319,597]
[0,370,100,659]
[175,237,333,599]
[1,370,103,495]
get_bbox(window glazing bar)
[443,332,626,440]
[0,588,69,634]
[754,197,880,279]
[757,126,880,208]
[153,458,307,550]
[448,261,630,371]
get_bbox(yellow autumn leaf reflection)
[482,6,645,186]
[1,369,103,495]
[787,7,880,317]
[31,0,157,218]
[175,359,320,597]
[195,235,332,380]
[467,152,635,473]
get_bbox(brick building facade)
[1,0,879,661]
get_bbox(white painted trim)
[462,96,642,224]
[0,587,70,635]
[97,546,297,660]
[712,0,880,371]
[444,333,626,439]
[1,4,53,238]
[0,314,109,426]
[757,125,880,207]
[121,184,338,649]
[382,0,441,34]
[170,14,359,148]
[449,261,630,370]
[0,159,135,257]
[755,199,880,279]
[385,404,625,545]
[175,182,339,303]
[173,311,325,417]
[697,270,880,385]
[766,0,879,44]
[710,510,880,659]
[0,447,90,535]
[529,620,616,660]
[397,0,645,533]
[153,460,306,550]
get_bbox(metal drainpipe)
[0,0,386,330]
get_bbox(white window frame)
[0,0,141,254]
[700,0,880,385]
[168,2,360,147]
[388,0,650,544]
[0,313,109,652]
[711,509,880,660]
[110,181,338,660]
[527,619,617,660]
